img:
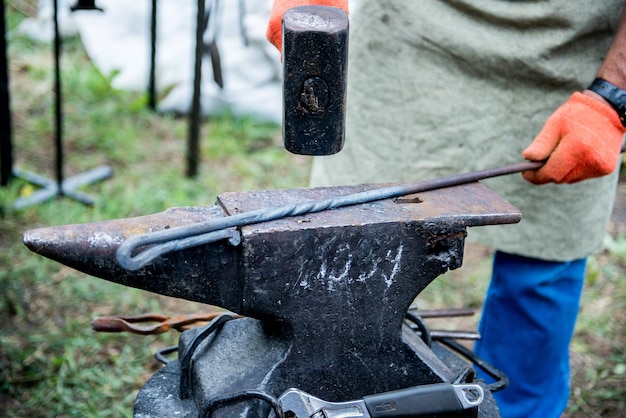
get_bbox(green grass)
[1,2,625,417]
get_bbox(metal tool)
[91,311,239,335]
[277,383,484,418]
[282,6,349,155]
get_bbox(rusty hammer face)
[282,6,349,156]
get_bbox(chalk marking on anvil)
[300,244,404,292]
[321,243,353,291]
[115,159,548,271]
[320,257,352,292]
[382,246,403,289]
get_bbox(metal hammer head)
[282,6,349,156]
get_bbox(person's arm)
[595,5,626,88]
[522,3,626,184]
[266,0,349,52]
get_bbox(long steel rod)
[408,307,476,318]
[117,160,543,271]
[53,0,64,193]
[148,0,157,109]
[186,0,205,177]
[0,0,12,186]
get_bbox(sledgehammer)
[282,6,349,155]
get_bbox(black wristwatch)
[587,78,626,127]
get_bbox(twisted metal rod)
[116,160,543,271]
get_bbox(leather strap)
[587,78,626,127]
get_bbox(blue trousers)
[474,251,586,418]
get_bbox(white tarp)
[17,0,283,123]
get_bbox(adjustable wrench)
[277,382,484,418]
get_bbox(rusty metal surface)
[112,178,521,271]
[91,311,238,335]
[23,205,243,306]
[24,205,223,251]
[217,182,521,231]
[23,182,519,306]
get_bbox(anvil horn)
[23,205,244,310]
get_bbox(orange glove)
[522,92,626,184]
[267,0,349,52]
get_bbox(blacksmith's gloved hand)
[522,91,626,184]
[266,0,349,52]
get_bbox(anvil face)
[23,182,519,415]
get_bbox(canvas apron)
[310,0,624,261]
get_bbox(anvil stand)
[186,0,224,178]
[145,0,222,178]
[11,0,112,210]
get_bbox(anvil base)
[134,318,500,417]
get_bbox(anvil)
[24,182,520,417]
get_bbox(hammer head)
[282,6,349,156]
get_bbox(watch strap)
[587,78,626,127]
